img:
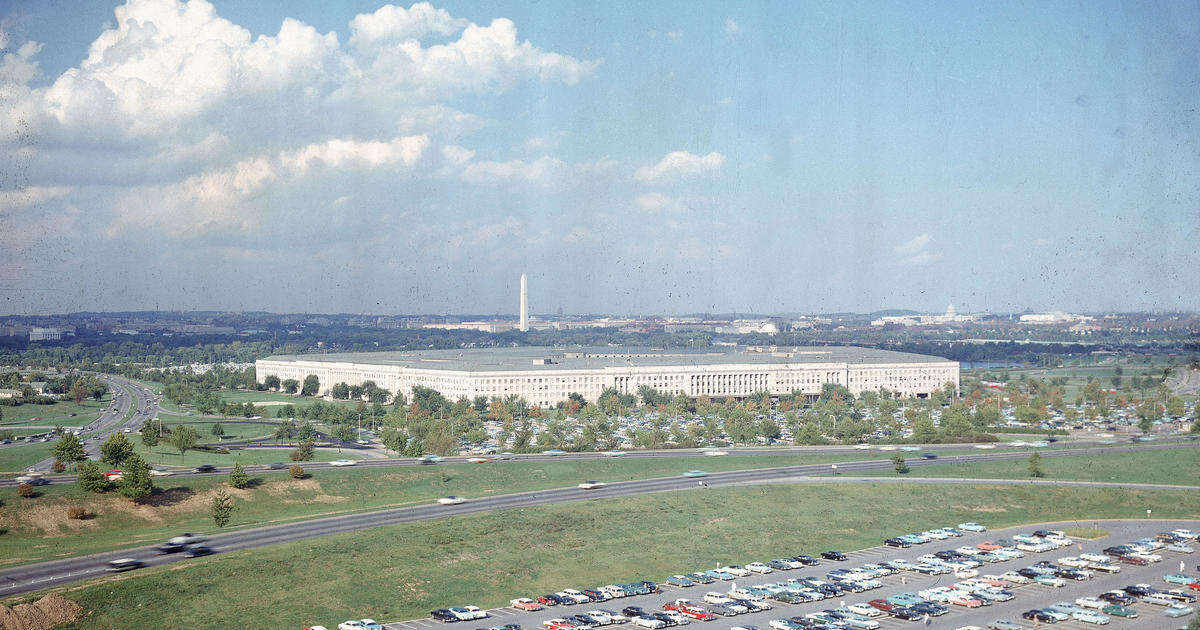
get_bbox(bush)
[51,460,66,473]
[17,483,35,498]
[66,505,93,520]
[289,464,305,479]
[227,462,249,489]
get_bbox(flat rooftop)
[260,346,954,372]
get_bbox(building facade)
[256,347,958,408]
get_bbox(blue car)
[666,575,694,587]
[886,592,922,606]
[705,569,734,581]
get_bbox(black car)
[639,580,659,593]
[105,558,144,572]
[1124,584,1154,596]
[650,612,676,626]
[193,464,217,473]
[889,607,921,620]
[1099,592,1135,605]
[432,609,458,622]
[183,544,213,558]
[1017,568,1041,579]
[791,554,820,566]
[884,537,910,548]
[820,550,847,561]
[155,541,186,554]
[910,602,947,616]
[268,462,288,470]
[921,452,937,459]
[622,607,646,618]
[1021,610,1053,623]
[1103,546,1131,557]
[1056,568,1088,580]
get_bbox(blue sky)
[1,0,1197,316]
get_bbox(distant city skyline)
[1,1,1197,316]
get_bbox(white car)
[561,590,591,604]
[168,533,206,545]
[338,622,366,630]
[1075,597,1106,609]
[329,459,357,467]
[149,469,173,477]
[437,496,465,505]
[631,616,665,629]
[746,562,773,574]
[585,611,617,625]
[451,606,487,620]
[721,565,751,577]
[1080,552,1109,563]
[846,603,881,618]
[704,592,735,605]
[704,450,728,456]
[1130,551,1162,562]
[578,481,606,489]
[1171,529,1198,540]
[958,522,987,532]
[1059,556,1090,567]
[998,571,1031,584]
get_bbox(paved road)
[377,519,1200,630]
[0,441,1196,598]
[22,376,159,472]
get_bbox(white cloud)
[279,135,429,173]
[893,233,941,265]
[634,192,687,213]
[635,151,725,184]
[724,19,740,36]
[349,2,468,48]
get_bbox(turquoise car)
[886,592,922,606]
[1102,604,1137,618]
[1165,604,1195,618]
[683,470,708,478]
[705,569,734,580]
[1164,573,1195,585]
[1071,610,1110,624]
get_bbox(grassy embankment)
[1,451,953,566]
[0,395,113,427]
[829,447,1200,486]
[11,482,1196,630]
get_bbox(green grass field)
[0,450,988,566]
[130,441,365,468]
[834,448,1200,485]
[13,482,1196,630]
[0,442,53,474]
[152,419,278,442]
[0,396,112,427]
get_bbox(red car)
[511,598,542,611]
[1187,581,1200,592]
[1118,555,1149,566]
[977,541,1001,551]
[675,606,715,622]
[867,599,893,612]
[104,470,123,480]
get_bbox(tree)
[289,464,305,479]
[301,374,320,397]
[331,382,350,399]
[170,425,199,462]
[227,462,249,489]
[282,379,299,394]
[100,433,134,467]
[211,422,225,440]
[17,483,35,498]
[210,488,234,528]
[1028,452,1044,478]
[332,424,357,449]
[263,375,281,391]
[891,454,910,474]
[117,454,155,501]
[52,433,87,467]
[291,439,314,461]
[77,461,111,493]
[141,421,159,448]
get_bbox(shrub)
[51,460,66,473]
[17,483,35,498]
[289,464,305,479]
[66,505,93,520]
[227,462,249,489]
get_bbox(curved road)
[0,440,1196,597]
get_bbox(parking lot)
[379,519,1199,630]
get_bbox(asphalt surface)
[378,520,1200,630]
[0,440,1196,598]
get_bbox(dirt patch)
[263,478,323,496]
[951,504,1009,513]
[0,593,82,630]
[6,504,100,537]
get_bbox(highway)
[0,439,1195,598]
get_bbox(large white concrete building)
[256,346,958,408]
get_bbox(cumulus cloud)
[634,151,726,183]
[349,2,468,48]
[893,233,942,265]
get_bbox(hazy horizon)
[2,1,1197,316]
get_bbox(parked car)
[820,551,848,561]
[511,598,543,611]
